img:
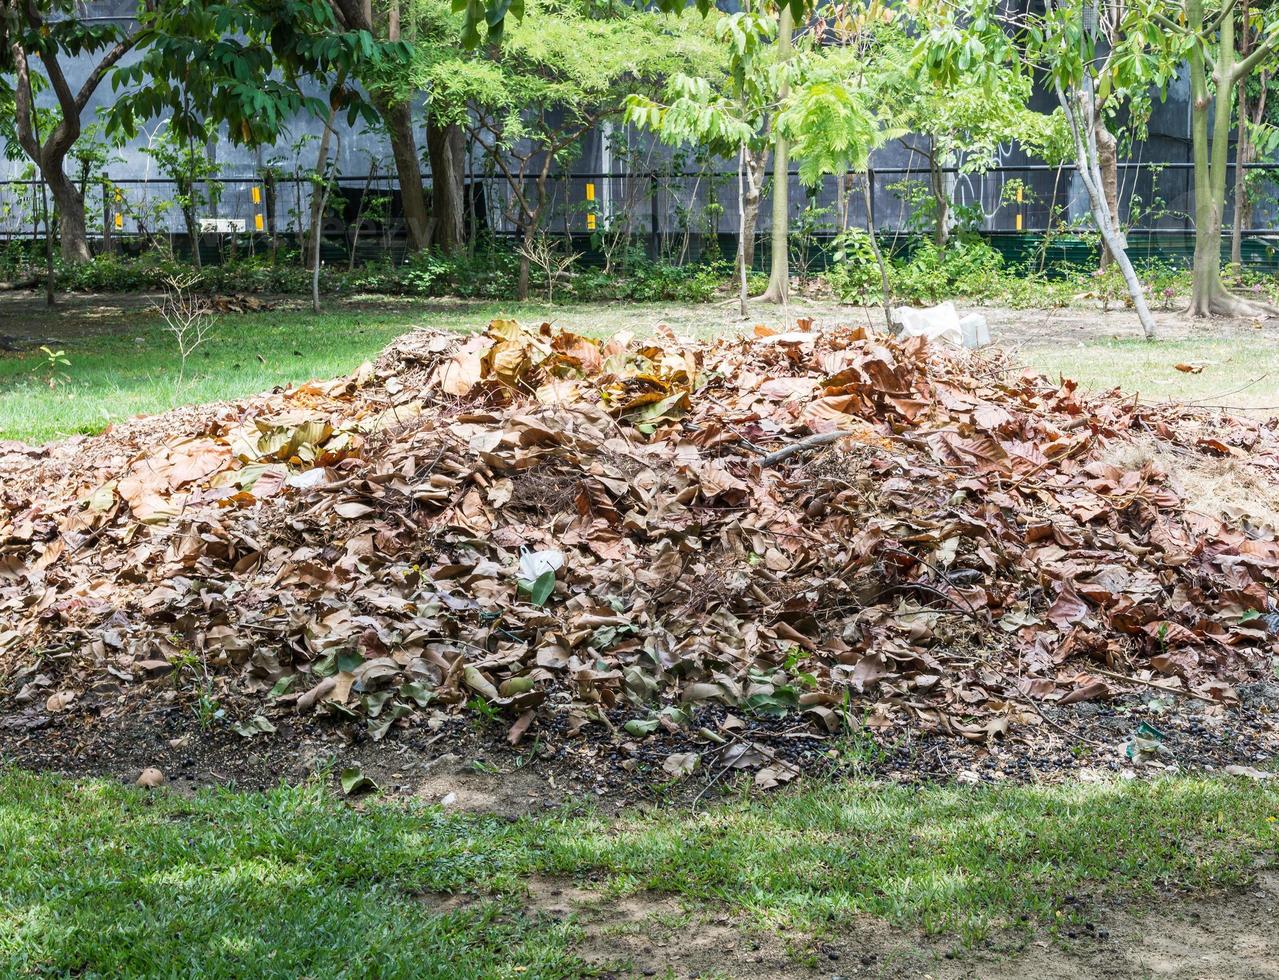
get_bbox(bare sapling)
[153,273,216,387]
[517,233,580,303]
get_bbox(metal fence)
[4,160,1279,267]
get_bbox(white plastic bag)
[518,547,564,580]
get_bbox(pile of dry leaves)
[3,318,1278,786]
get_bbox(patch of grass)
[1021,336,1279,411]
[0,306,478,444]
[540,776,1279,942]
[0,770,580,978]
[0,769,1275,977]
[0,299,739,444]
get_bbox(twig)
[878,545,981,617]
[757,430,860,467]
[1021,695,1108,748]
[1090,667,1217,703]
[1185,372,1269,406]
[870,581,985,621]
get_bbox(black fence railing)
[3,161,1279,268]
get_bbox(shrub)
[825,229,883,303]
[892,237,1007,304]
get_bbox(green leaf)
[231,715,277,738]
[518,569,557,607]
[624,718,659,738]
[340,766,378,796]
[337,650,364,673]
[399,681,434,707]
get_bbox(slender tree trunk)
[427,119,466,253]
[1231,77,1251,272]
[348,165,376,272]
[264,171,279,259]
[1058,83,1157,339]
[312,100,343,313]
[1232,79,1250,271]
[929,151,949,249]
[760,6,793,305]
[1095,115,1122,270]
[737,146,766,317]
[861,175,891,329]
[180,183,202,271]
[306,112,340,266]
[517,222,534,300]
[1232,0,1251,272]
[517,171,551,301]
[377,95,431,253]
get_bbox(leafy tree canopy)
[104,1,410,146]
[419,0,720,143]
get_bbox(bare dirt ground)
[442,870,1279,979]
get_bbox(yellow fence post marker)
[254,213,264,232]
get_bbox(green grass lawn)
[0,769,1275,977]
[1020,335,1279,411]
[0,304,489,444]
[6,296,1279,444]
[0,298,750,444]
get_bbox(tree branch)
[74,33,144,112]
[9,41,40,164]
[1235,32,1279,81]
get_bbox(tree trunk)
[1057,82,1157,339]
[47,170,91,263]
[517,223,533,301]
[181,193,202,271]
[861,175,892,329]
[1231,78,1251,271]
[737,146,767,316]
[1232,1,1254,272]
[8,19,141,267]
[264,171,279,259]
[759,6,793,305]
[427,119,466,254]
[377,95,431,253]
[306,107,340,268]
[929,151,949,249]
[1095,115,1122,270]
[1188,1,1279,316]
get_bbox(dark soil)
[2,678,1274,812]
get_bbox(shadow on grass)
[0,770,1275,975]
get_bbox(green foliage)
[825,228,882,301]
[778,57,879,186]
[625,11,767,159]
[141,120,223,229]
[107,2,409,146]
[42,247,740,306]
